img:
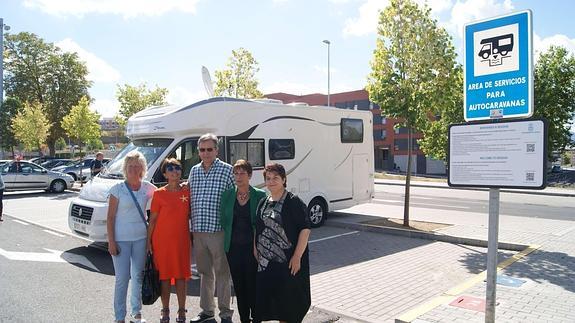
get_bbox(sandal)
[175,309,187,323]
[160,308,170,323]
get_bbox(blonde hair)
[122,151,147,179]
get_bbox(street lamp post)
[322,39,331,107]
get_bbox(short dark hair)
[233,159,253,176]
[263,162,287,187]
[160,158,182,174]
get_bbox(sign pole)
[485,187,500,323]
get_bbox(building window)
[381,130,387,140]
[381,117,387,125]
[341,118,364,143]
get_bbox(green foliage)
[214,48,263,98]
[61,96,102,153]
[116,83,168,127]
[367,0,461,161]
[55,137,67,150]
[11,101,52,152]
[4,32,92,155]
[0,97,23,151]
[533,46,575,159]
[86,138,104,151]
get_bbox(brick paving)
[312,180,575,322]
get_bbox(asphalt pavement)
[2,179,574,322]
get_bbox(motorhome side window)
[269,139,295,160]
[229,140,265,168]
[152,139,199,185]
[341,118,364,143]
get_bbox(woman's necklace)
[237,191,249,202]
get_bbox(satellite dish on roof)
[202,66,214,98]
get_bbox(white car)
[0,160,75,193]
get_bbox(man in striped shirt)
[188,133,235,323]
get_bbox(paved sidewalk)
[309,180,575,322]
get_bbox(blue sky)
[2,0,575,122]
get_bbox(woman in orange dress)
[147,158,191,323]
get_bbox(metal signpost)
[458,10,534,323]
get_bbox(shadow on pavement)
[308,227,433,275]
[458,247,575,292]
[3,190,77,200]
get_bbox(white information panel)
[448,119,546,189]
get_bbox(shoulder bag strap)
[125,181,148,228]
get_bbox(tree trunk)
[47,139,56,157]
[403,126,412,227]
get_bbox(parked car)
[29,156,57,165]
[40,158,73,170]
[551,165,562,173]
[51,158,110,182]
[0,160,75,193]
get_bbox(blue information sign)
[464,10,533,121]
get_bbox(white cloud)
[56,38,121,83]
[343,0,389,37]
[91,98,119,118]
[534,33,575,59]
[447,0,514,38]
[167,87,207,105]
[23,0,200,19]
[343,0,453,37]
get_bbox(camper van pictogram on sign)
[478,33,513,62]
[473,23,519,76]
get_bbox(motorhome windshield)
[100,138,173,179]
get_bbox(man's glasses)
[198,147,215,152]
[233,171,248,176]
[166,164,182,172]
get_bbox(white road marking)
[309,231,359,243]
[0,247,97,271]
[12,219,29,225]
[43,229,65,237]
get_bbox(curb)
[375,181,575,197]
[327,212,528,251]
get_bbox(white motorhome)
[68,97,374,242]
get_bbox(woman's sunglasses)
[166,164,182,172]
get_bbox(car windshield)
[100,138,173,179]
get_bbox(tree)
[214,48,263,98]
[366,0,460,226]
[3,32,92,156]
[55,137,67,151]
[11,101,52,152]
[0,97,22,154]
[86,138,104,151]
[533,46,575,158]
[417,67,464,161]
[61,96,102,156]
[116,83,168,127]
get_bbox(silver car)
[52,158,110,182]
[0,160,75,193]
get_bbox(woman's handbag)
[141,251,161,305]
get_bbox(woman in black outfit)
[254,162,311,323]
